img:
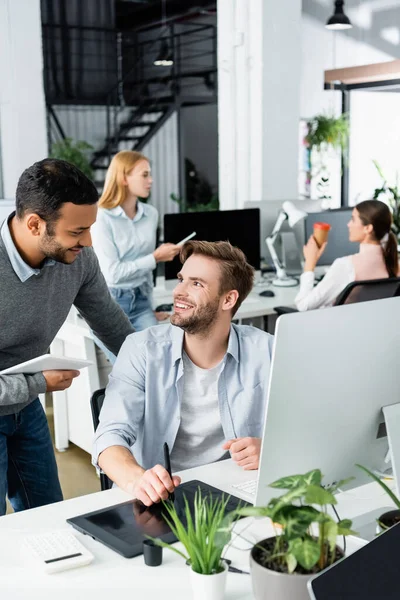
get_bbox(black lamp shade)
[326,0,352,30]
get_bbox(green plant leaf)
[50,137,94,180]
[305,485,336,506]
[268,485,308,520]
[356,465,400,510]
[323,519,338,556]
[337,519,357,536]
[236,506,270,518]
[270,469,321,490]
[274,505,319,540]
[326,477,354,494]
[286,553,297,574]
[291,537,320,570]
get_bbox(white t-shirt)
[170,352,228,472]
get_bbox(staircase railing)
[101,22,217,163]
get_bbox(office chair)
[90,388,113,491]
[274,277,400,316]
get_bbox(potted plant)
[50,137,94,180]
[237,469,355,600]
[372,160,400,242]
[356,464,400,530]
[150,490,235,600]
[305,113,349,202]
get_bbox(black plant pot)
[378,509,400,530]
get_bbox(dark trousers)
[0,398,63,515]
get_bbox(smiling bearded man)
[93,240,274,507]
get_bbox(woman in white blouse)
[295,200,398,311]
[91,151,180,339]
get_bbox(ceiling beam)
[325,59,400,85]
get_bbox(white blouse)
[295,257,354,311]
[295,243,390,311]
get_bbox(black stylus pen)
[163,442,175,502]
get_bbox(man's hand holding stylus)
[223,437,261,470]
[130,465,181,507]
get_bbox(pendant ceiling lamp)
[154,0,174,66]
[326,0,353,30]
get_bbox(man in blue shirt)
[93,241,273,506]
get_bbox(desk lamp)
[266,201,307,287]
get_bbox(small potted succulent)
[237,469,355,600]
[150,490,235,600]
[356,464,400,530]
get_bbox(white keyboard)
[232,479,257,496]
[23,530,94,574]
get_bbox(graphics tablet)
[0,355,93,375]
[308,522,400,599]
[67,480,247,558]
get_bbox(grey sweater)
[0,234,133,416]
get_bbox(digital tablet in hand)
[0,355,93,375]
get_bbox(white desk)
[50,281,299,454]
[0,460,394,600]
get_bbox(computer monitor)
[254,296,400,507]
[163,209,260,281]
[304,208,358,266]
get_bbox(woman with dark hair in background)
[295,199,398,311]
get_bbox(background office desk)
[50,280,299,454]
[0,459,392,600]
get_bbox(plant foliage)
[356,464,400,511]
[149,490,236,575]
[372,160,400,238]
[237,469,355,574]
[50,137,94,179]
[305,113,349,153]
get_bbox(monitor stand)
[343,403,400,543]
[382,403,400,497]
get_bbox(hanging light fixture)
[154,0,174,67]
[326,0,353,30]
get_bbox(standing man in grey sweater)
[0,158,133,515]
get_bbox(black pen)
[163,442,175,502]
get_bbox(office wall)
[301,1,400,206]
[0,0,47,197]
[217,0,302,209]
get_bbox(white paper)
[0,355,93,375]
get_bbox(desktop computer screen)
[254,296,400,508]
[305,208,358,266]
[163,209,260,281]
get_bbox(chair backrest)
[334,277,400,306]
[90,388,113,491]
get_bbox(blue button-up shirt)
[91,202,158,291]
[92,323,274,470]
[1,213,55,281]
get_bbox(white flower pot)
[189,561,228,600]
[250,552,310,600]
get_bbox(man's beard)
[39,231,79,264]
[170,297,220,335]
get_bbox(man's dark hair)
[16,159,98,228]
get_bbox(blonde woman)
[91,151,180,350]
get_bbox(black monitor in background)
[305,208,358,267]
[163,209,261,280]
